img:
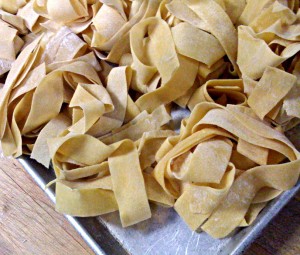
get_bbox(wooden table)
[0,155,299,255]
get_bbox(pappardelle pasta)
[0,0,300,238]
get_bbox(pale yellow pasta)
[237,138,268,165]
[175,164,236,231]
[135,54,198,112]
[222,0,246,24]
[42,27,88,65]
[68,83,113,133]
[238,0,275,25]
[100,105,171,144]
[248,66,297,120]
[33,0,89,25]
[249,1,296,33]
[138,130,175,170]
[171,22,225,66]
[188,79,247,110]
[108,139,151,227]
[197,59,227,80]
[172,138,233,183]
[0,19,24,75]
[237,25,300,79]
[0,9,27,33]
[46,132,174,224]
[55,181,119,217]
[185,0,239,73]
[202,160,300,238]
[166,0,210,32]
[31,113,71,167]
[153,102,300,237]
[130,17,179,91]
[0,0,28,14]
[1,0,300,240]
[17,1,42,32]
[91,0,161,63]
[0,35,42,154]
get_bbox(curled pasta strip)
[237,26,300,80]
[0,16,24,76]
[0,0,28,14]
[130,17,179,90]
[0,9,27,34]
[91,0,161,63]
[241,57,300,131]
[184,0,239,73]
[188,79,247,110]
[202,160,300,238]
[33,0,90,25]
[0,29,100,157]
[153,102,300,237]
[49,133,173,226]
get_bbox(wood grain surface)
[0,155,93,255]
[0,155,299,255]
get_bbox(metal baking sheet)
[17,108,300,255]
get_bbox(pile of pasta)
[0,0,300,238]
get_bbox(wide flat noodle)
[237,26,300,79]
[153,102,300,236]
[171,22,225,66]
[47,132,173,224]
[4,60,92,157]
[138,130,176,170]
[68,83,113,133]
[185,0,239,73]
[108,139,151,227]
[174,164,236,231]
[238,0,275,25]
[130,16,179,91]
[237,138,269,165]
[100,105,171,144]
[31,113,71,167]
[143,172,174,207]
[283,60,300,119]
[33,0,89,25]
[91,0,161,63]
[223,0,246,24]
[166,0,210,31]
[0,0,28,14]
[55,181,118,217]
[153,126,234,197]
[0,18,24,76]
[249,1,296,33]
[101,66,131,129]
[172,138,233,183]
[42,26,88,65]
[0,35,42,155]
[188,79,247,110]
[136,54,198,112]
[202,159,300,238]
[248,66,296,119]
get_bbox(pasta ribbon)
[1,0,300,239]
[153,102,300,236]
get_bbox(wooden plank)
[0,156,93,255]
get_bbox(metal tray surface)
[17,108,300,255]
